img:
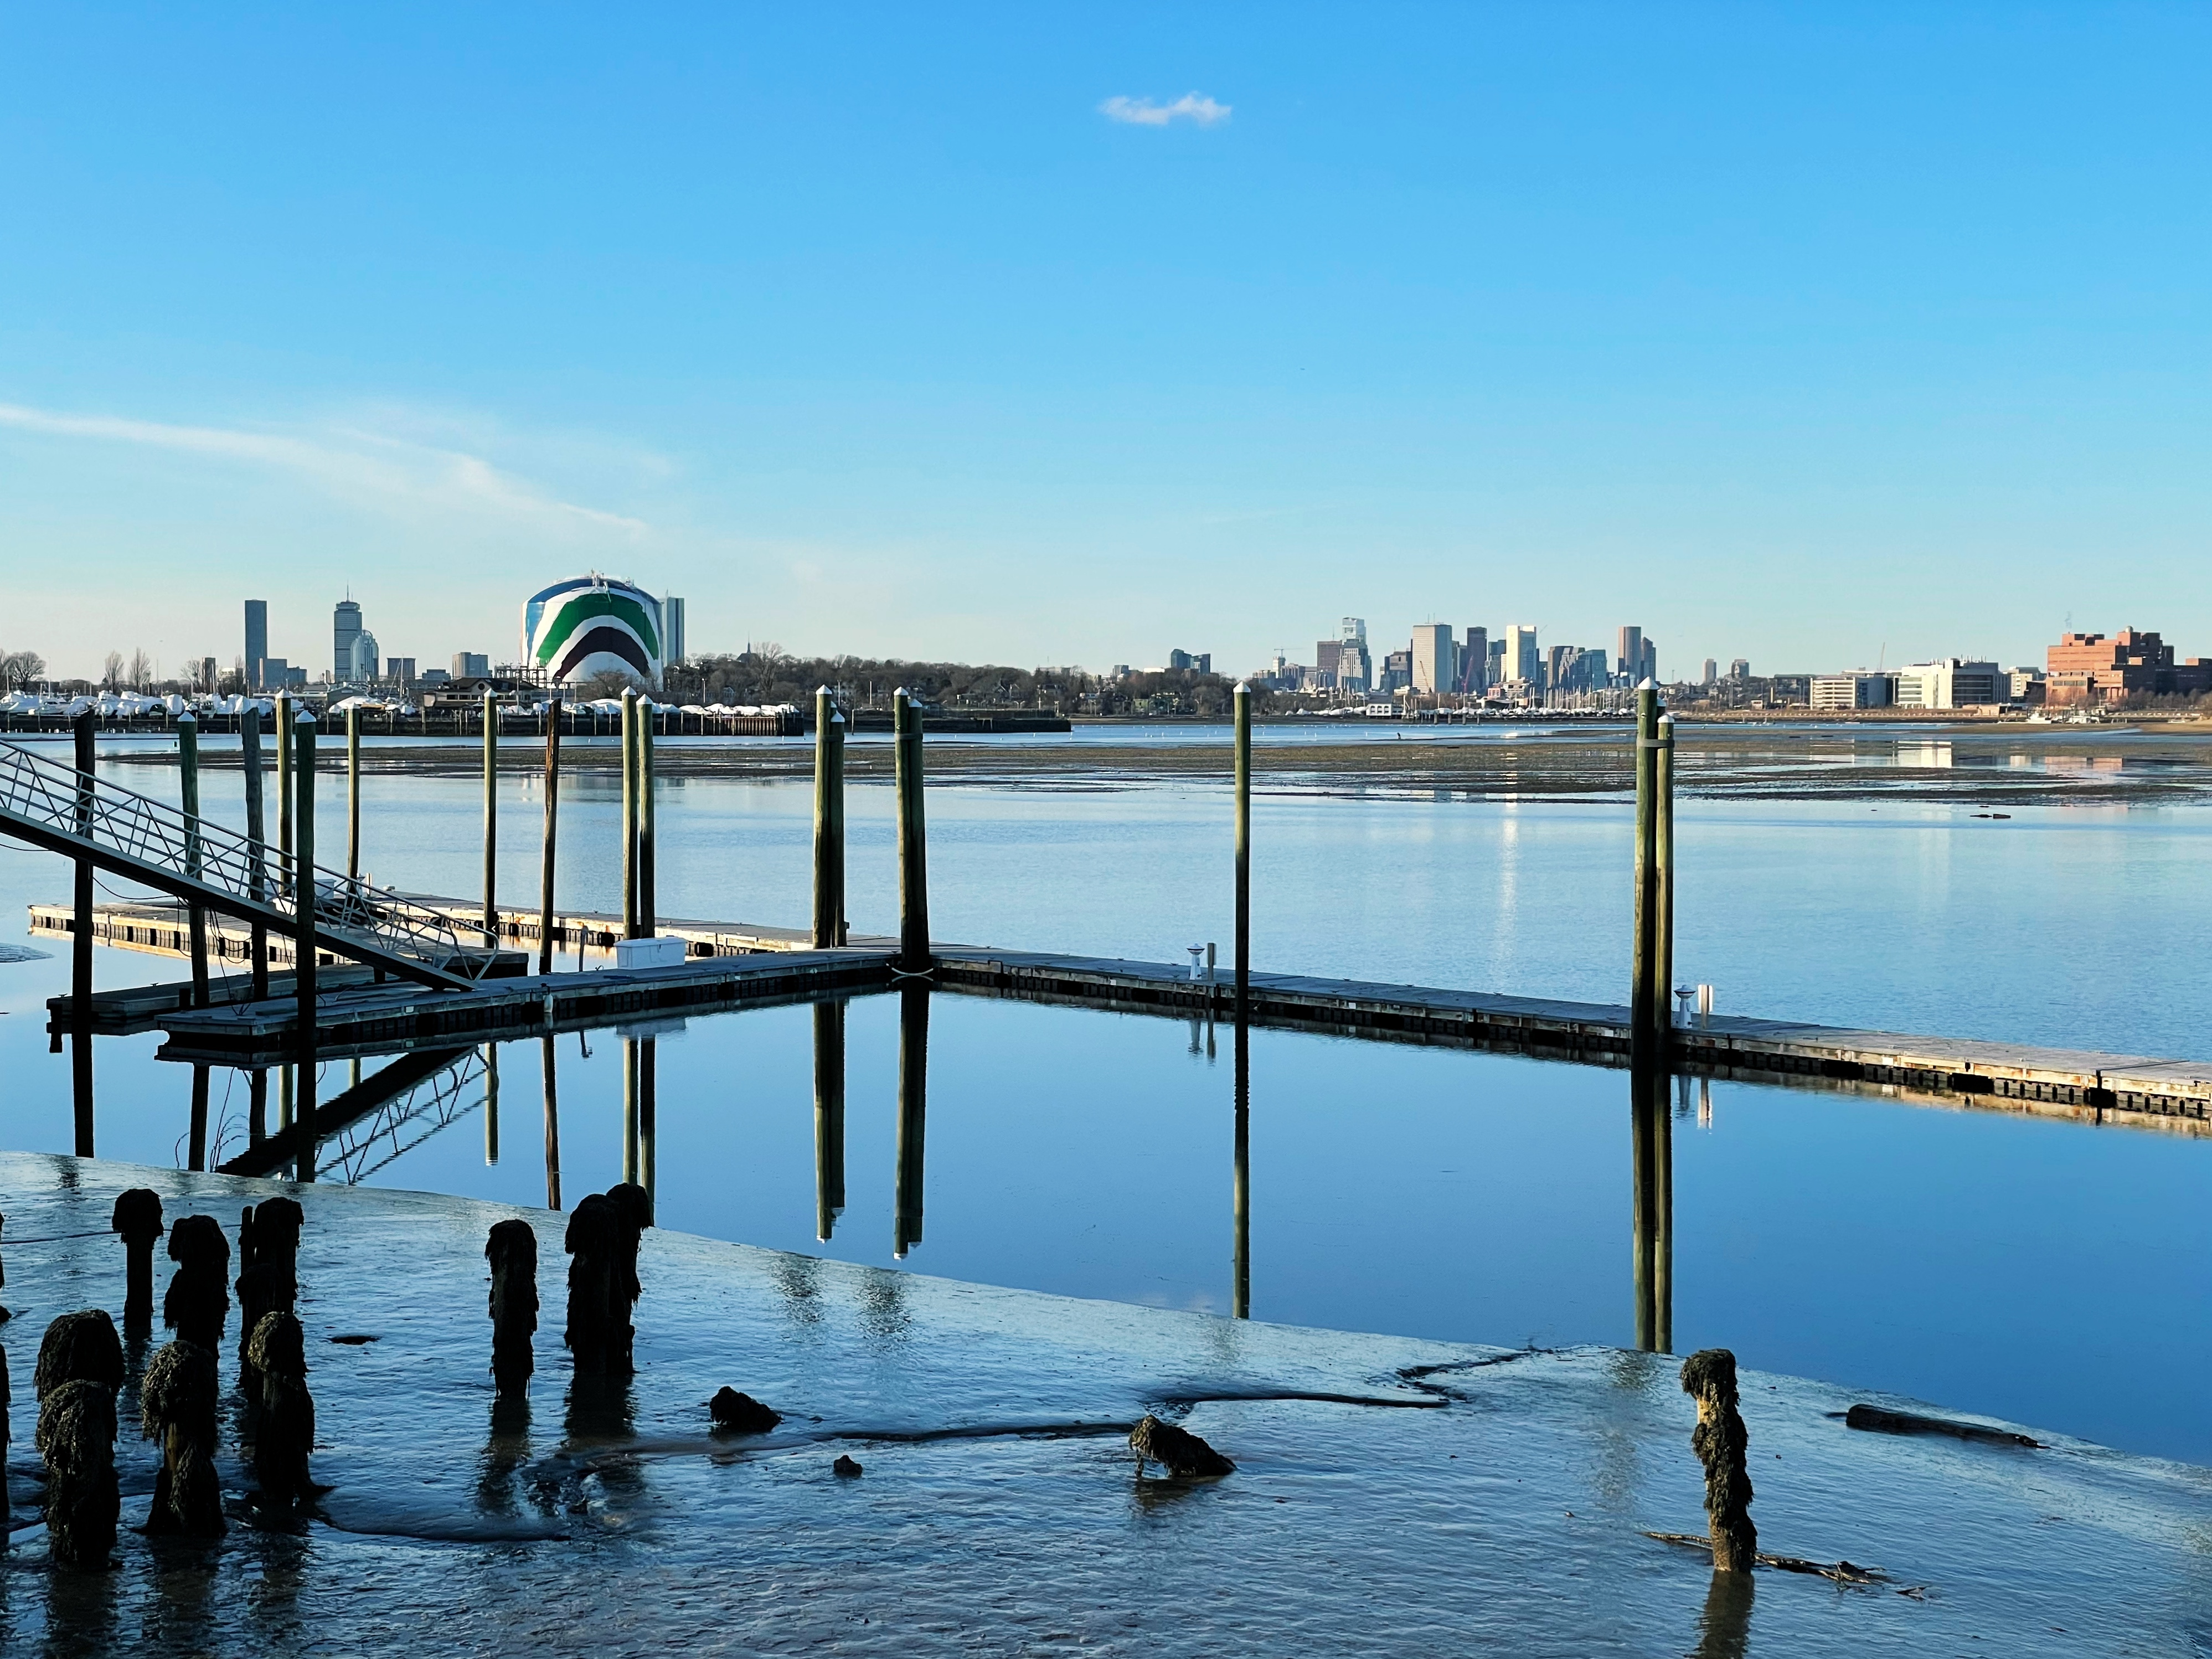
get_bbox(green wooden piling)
[275,691,293,899]
[639,697,656,936]
[242,704,269,999]
[71,711,94,1156]
[1234,683,1251,1019]
[1656,710,1676,1034]
[293,712,317,1179]
[1630,682,1661,1070]
[482,687,498,946]
[812,687,846,949]
[178,712,210,1008]
[894,688,930,974]
[347,704,363,884]
[538,697,561,975]
[621,688,639,939]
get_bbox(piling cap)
[1658,712,1673,728]
[1235,681,1250,694]
[176,711,196,725]
[1637,677,1657,692]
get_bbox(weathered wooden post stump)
[246,1311,316,1508]
[34,1308,125,1400]
[163,1214,231,1353]
[237,1197,304,1389]
[604,1182,653,1375]
[111,1188,164,1334]
[487,1218,538,1396]
[564,1192,620,1377]
[37,1380,119,1569]
[141,1339,224,1538]
[1680,1347,1757,1573]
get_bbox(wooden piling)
[640,1037,656,1214]
[1630,682,1661,1070]
[293,712,317,1180]
[894,688,930,975]
[275,691,293,899]
[813,999,846,1240]
[71,710,94,1157]
[621,1035,640,1184]
[639,697,656,937]
[1656,710,1675,1033]
[538,697,561,974]
[540,1032,562,1210]
[1234,683,1251,1019]
[483,1041,500,1166]
[812,687,846,949]
[241,705,269,999]
[347,704,362,885]
[188,1064,209,1172]
[178,713,210,1008]
[894,982,928,1258]
[621,688,639,940]
[482,688,498,946]
[1233,1016,1250,1319]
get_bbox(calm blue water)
[4,734,2211,1461]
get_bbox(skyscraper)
[1461,627,1488,692]
[334,599,363,681]
[1702,658,1717,684]
[1616,625,1643,684]
[244,599,267,690]
[1411,624,1457,694]
[664,595,687,664]
[1504,625,1540,685]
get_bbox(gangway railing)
[0,739,492,989]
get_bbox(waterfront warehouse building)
[523,575,666,688]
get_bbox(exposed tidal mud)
[2,1152,2209,1655]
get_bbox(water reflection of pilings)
[483,1042,500,1166]
[540,1033,562,1210]
[814,999,847,1241]
[1233,1018,1250,1320]
[640,1037,657,1215]
[894,985,927,1259]
[1689,1568,1754,1658]
[250,1067,269,1145]
[621,1037,639,1186]
[188,1063,209,1172]
[1631,1065,1674,1353]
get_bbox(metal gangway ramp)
[0,738,496,990]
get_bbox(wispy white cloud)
[0,401,648,537]
[1099,92,1231,128]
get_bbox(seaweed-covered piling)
[34,1308,125,1400]
[487,1219,538,1395]
[563,1193,619,1375]
[245,1311,316,1508]
[141,1340,224,1538]
[163,1214,231,1353]
[1130,1414,1235,1478]
[0,1346,9,1529]
[237,1197,304,1387]
[34,1308,126,1570]
[111,1189,164,1333]
[37,1380,120,1569]
[1680,1348,1757,1573]
[604,1182,653,1375]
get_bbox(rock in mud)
[709,1387,781,1434]
[833,1454,863,1478]
[1130,1414,1235,1477]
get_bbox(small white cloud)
[1099,92,1231,128]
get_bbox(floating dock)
[42,894,2212,1134]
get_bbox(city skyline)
[7,8,2212,679]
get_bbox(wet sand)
[2,1152,2206,1655]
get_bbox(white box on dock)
[613,935,688,971]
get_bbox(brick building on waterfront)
[2045,629,2212,707]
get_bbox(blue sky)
[3,4,2209,682]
